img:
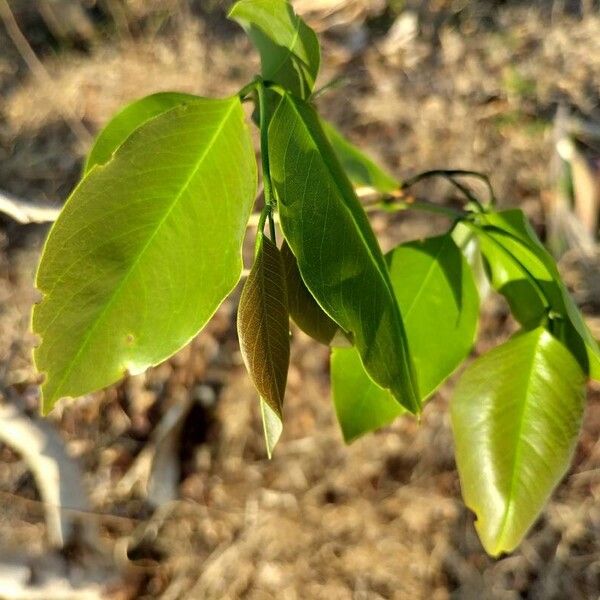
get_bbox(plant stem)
[256,80,277,243]
[237,79,260,100]
[364,196,466,219]
[401,169,496,208]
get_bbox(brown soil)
[1,2,600,598]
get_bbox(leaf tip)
[260,399,283,458]
[39,386,58,417]
[341,430,359,445]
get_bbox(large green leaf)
[332,234,479,441]
[388,234,479,397]
[33,97,257,413]
[331,346,404,443]
[321,119,399,194]
[475,209,600,378]
[237,234,290,457]
[269,93,420,414]
[451,327,585,556]
[280,240,349,346]
[229,0,320,99]
[84,92,198,173]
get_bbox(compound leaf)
[451,327,585,556]
[269,93,420,414]
[281,240,349,346]
[34,96,257,413]
[332,234,479,441]
[237,234,290,457]
[321,119,399,194]
[229,0,320,99]
[84,92,198,173]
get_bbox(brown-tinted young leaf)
[237,234,290,456]
[281,241,350,346]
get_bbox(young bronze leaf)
[280,241,349,346]
[33,96,257,414]
[269,93,420,414]
[451,327,585,556]
[237,235,290,457]
[229,0,320,99]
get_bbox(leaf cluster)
[32,0,600,557]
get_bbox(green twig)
[256,80,277,243]
[311,75,349,100]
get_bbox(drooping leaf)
[332,234,479,441]
[475,209,600,378]
[331,346,404,443]
[321,119,399,194]
[280,240,349,346]
[237,234,290,457]
[269,92,420,414]
[84,92,198,173]
[229,0,320,99]
[34,97,257,414]
[451,327,585,556]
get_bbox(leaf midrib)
[282,95,400,324]
[494,331,541,552]
[400,239,447,322]
[257,240,286,412]
[46,100,238,403]
[280,94,419,410]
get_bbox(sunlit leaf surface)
[451,327,585,556]
[229,0,320,99]
[34,97,257,413]
[332,234,479,441]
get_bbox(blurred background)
[1,1,600,598]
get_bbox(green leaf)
[475,209,600,378]
[331,346,404,443]
[476,225,547,327]
[84,92,198,174]
[451,222,491,299]
[260,398,283,458]
[387,234,479,397]
[331,234,479,441]
[321,119,399,194]
[451,327,585,556]
[33,96,257,414]
[280,240,349,346]
[237,235,290,457]
[229,0,320,99]
[269,93,420,414]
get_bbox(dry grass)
[1,2,600,598]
